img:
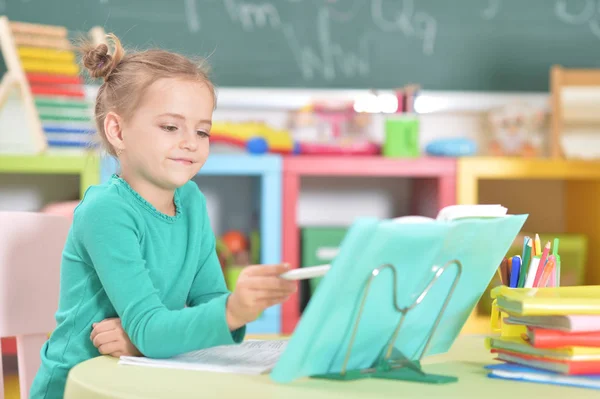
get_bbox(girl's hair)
[78,34,216,157]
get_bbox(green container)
[301,227,348,294]
[383,116,420,158]
[225,266,244,291]
[478,232,588,315]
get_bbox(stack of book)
[486,285,600,390]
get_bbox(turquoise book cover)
[270,214,528,383]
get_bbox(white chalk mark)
[555,0,595,25]
[224,0,281,31]
[482,0,501,20]
[370,0,436,55]
[371,0,414,35]
[588,17,600,38]
[413,11,437,56]
[327,0,362,22]
[184,0,201,32]
[282,7,370,81]
[588,0,600,39]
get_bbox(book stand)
[312,259,462,384]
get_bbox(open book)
[393,204,508,224]
[119,339,288,375]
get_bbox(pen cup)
[383,116,420,158]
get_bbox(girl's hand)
[90,317,142,358]
[226,264,297,329]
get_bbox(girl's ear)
[104,111,125,152]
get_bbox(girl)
[29,34,296,399]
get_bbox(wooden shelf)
[284,155,457,177]
[0,153,100,196]
[281,156,458,334]
[458,156,600,331]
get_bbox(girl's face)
[109,77,214,191]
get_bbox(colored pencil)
[518,238,532,288]
[533,242,551,287]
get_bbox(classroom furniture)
[100,154,283,334]
[550,65,600,158]
[300,226,347,297]
[63,335,599,398]
[0,154,98,357]
[0,212,71,399]
[458,156,600,331]
[282,156,457,334]
[0,154,100,197]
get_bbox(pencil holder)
[382,116,419,158]
[490,297,526,337]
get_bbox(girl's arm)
[77,200,242,359]
[186,198,246,340]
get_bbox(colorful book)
[505,315,600,332]
[486,336,600,361]
[486,363,600,390]
[493,349,600,375]
[526,327,600,348]
[491,285,600,316]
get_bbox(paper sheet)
[118,340,288,375]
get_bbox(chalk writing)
[482,0,501,20]
[184,0,200,33]
[282,7,370,81]
[370,0,437,55]
[555,0,600,39]
[224,0,282,31]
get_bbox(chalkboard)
[3,0,600,91]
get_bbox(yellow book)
[491,285,600,316]
[486,336,600,361]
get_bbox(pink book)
[505,315,600,332]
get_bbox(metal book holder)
[312,260,463,384]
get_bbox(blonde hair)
[79,34,216,157]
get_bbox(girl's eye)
[197,131,210,138]
[161,125,178,132]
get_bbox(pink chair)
[0,212,70,399]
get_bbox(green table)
[64,335,598,398]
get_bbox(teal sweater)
[30,175,245,399]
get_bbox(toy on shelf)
[216,229,260,290]
[425,137,477,157]
[0,17,105,154]
[288,102,380,155]
[487,102,547,157]
[210,121,299,155]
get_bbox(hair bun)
[80,33,124,81]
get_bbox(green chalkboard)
[3,0,600,91]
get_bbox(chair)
[0,212,70,399]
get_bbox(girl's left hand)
[90,317,142,358]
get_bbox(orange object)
[221,231,247,253]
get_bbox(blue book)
[486,363,600,390]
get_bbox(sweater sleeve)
[76,199,240,359]
[186,195,246,341]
